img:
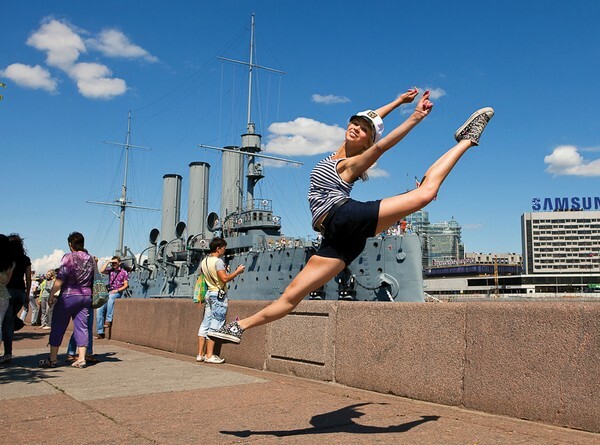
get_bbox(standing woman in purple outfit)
[40,232,95,369]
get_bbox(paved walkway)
[1,326,598,445]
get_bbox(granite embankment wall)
[111,300,599,433]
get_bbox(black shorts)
[316,198,381,265]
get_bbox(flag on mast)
[415,175,437,200]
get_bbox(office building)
[521,210,600,274]
[423,207,600,298]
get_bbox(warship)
[123,16,425,303]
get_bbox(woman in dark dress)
[1,234,32,365]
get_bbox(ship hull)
[128,233,424,302]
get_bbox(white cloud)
[68,62,127,99]
[31,249,65,275]
[462,223,484,230]
[263,117,392,176]
[26,19,86,70]
[311,94,350,105]
[420,86,446,100]
[97,256,114,267]
[0,63,57,92]
[25,18,128,99]
[32,252,120,277]
[5,18,155,100]
[400,86,447,114]
[264,117,345,157]
[87,29,158,62]
[76,74,127,99]
[366,165,389,178]
[544,145,600,176]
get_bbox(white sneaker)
[42,325,51,330]
[204,355,225,364]
[196,354,205,362]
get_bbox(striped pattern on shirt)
[308,154,354,230]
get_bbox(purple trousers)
[49,293,91,348]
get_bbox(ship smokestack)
[161,174,182,242]
[187,162,210,237]
[221,146,243,223]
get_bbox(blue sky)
[2,0,600,273]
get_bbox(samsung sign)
[532,196,600,211]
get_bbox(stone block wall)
[110,299,599,433]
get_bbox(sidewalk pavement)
[1,326,598,445]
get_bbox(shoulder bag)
[193,258,208,304]
[92,263,109,309]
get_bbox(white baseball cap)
[349,110,384,142]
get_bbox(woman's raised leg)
[376,139,473,233]
[208,255,345,343]
[239,255,346,330]
[375,106,494,233]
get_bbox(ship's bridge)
[225,198,282,235]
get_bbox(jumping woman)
[209,87,494,344]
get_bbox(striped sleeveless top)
[308,154,354,230]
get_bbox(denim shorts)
[316,198,381,265]
[198,290,228,337]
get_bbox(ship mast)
[118,112,133,253]
[244,14,259,211]
[88,111,158,256]
[217,15,287,209]
[198,15,307,237]
[246,14,255,130]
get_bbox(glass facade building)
[407,210,464,267]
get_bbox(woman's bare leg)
[49,345,59,362]
[237,255,346,330]
[197,336,206,357]
[375,139,473,233]
[205,339,217,357]
[78,345,87,362]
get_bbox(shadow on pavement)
[221,402,441,437]
[0,351,122,385]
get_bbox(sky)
[2,0,600,274]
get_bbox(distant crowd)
[0,231,248,369]
[0,232,128,369]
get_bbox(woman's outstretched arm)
[340,91,434,182]
[374,87,419,119]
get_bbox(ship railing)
[424,292,444,303]
[244,198,273,211]
[229,210,282,229]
